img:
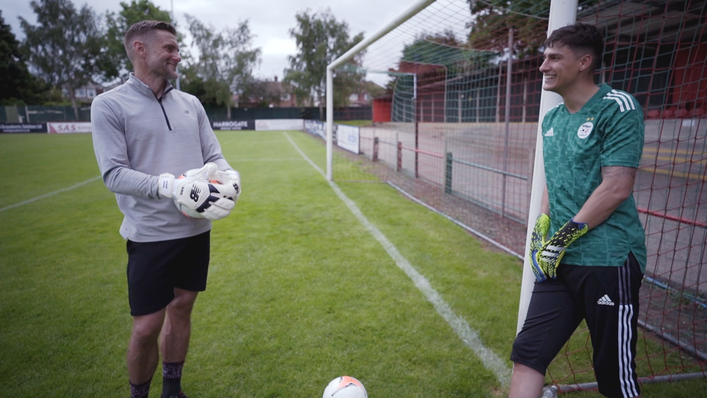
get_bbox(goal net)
[322,0,707,393]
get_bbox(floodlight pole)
[325,0,436,181]
[516,0,577,334]
[171,0,181,91]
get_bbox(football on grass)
[322,376,367,398]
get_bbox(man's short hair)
[124,20,176,59]
[544,23,604,70]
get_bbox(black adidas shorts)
[511,253,643,398]
[126,231,211,316]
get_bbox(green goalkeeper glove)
[538,218,588,279]
[528,213,551,282]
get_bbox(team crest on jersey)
[544,127,554,137]
[577,122,594,139]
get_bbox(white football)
[322,376,367,398]
[174,198,204,218]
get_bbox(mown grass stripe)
[0,176,102,213]
[283,132,512,386]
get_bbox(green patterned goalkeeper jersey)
[542,83,647,271]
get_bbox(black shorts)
[126,231,211,316]
[511,253,643,398]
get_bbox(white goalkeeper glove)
[212,169,241,205]
[157,163,237,220]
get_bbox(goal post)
[517,0,576,334]
[324,0,578,335]
[326,0,436,181]
[323,0,707,393]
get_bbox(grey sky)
[2,0,418,80]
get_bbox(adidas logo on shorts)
[597,294,615,306]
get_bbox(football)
[322,376,367,398]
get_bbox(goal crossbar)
[326,0,436,180]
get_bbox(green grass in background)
[1,131,704,397]
[335,120,373,127]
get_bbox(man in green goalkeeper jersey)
[509,23,646,398]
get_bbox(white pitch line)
[283,132,511,386]
[0,176,102,213]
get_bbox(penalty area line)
[283,132,511,387]
[0,176,102,213]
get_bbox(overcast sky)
[2,0,419,81]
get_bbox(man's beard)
[162,65,178,80]
[154,62,178,80]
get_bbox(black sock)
[161,361,184,398]
[130,377,152,398]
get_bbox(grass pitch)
[1,131,705,397]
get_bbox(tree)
[328,65,368,108]
[20,0,103,118]
[0,11,47,105]
[102,0,174,81]
[237,77,284,108]
[466,0,550,57]
[401,31,467,65]
[399,31,495,80]
[181,14,260,119]
[179,66,210,104]
[284,9,364,116]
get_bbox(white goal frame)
[324,0,579,335]
[325,0,436,181]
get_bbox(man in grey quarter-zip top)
[91,20,241,398]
